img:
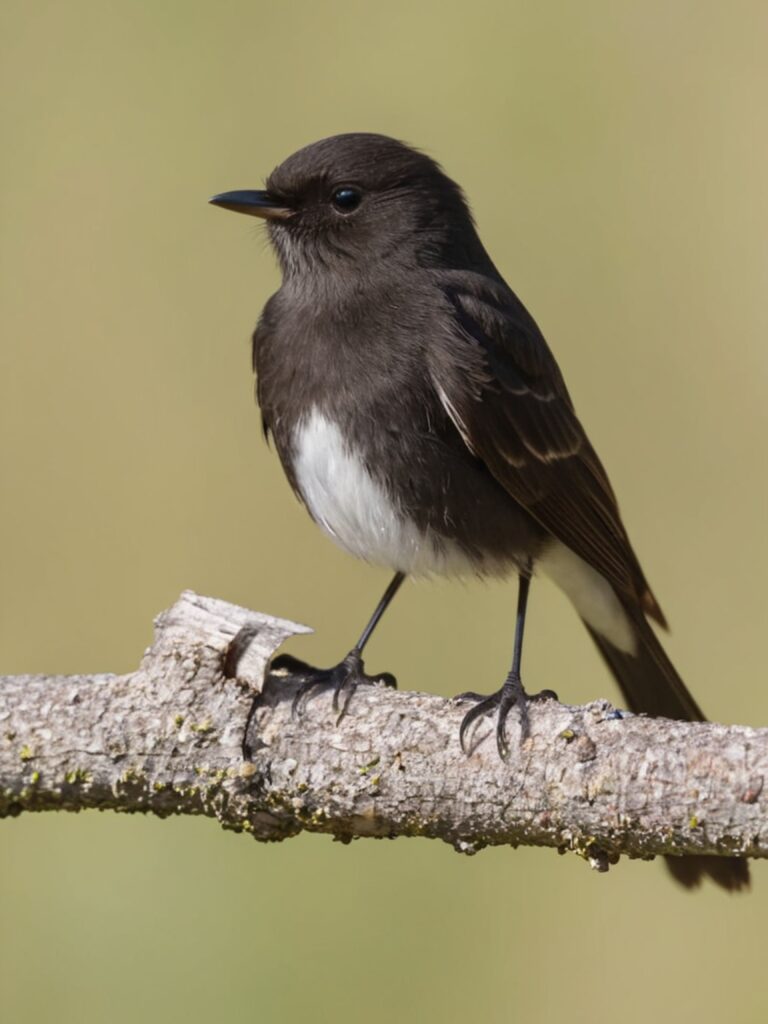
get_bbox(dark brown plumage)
[211,133,748,891]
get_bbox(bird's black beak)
[208,190,293,219]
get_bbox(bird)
[210,132,748,891]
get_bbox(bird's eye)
[331,187,362,212]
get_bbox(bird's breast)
[291,407,480,576]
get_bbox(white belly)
[292,408,480,576]
[292,410,637,650]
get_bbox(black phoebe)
[211,133,747,891]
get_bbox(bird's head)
[210,133,489,282]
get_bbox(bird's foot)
[270,650,397,724]
[456,676,557,759]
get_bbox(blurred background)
[2,1,767,1021]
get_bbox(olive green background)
[2,2,767,1021]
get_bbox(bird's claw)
[270,650,397,724]
[457,677,557,759]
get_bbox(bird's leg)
[457,560,555,759]
[273,572,405,723]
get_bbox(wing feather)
[429,276,665,625]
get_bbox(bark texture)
[1,591,765,876]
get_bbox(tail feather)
[584,609,705,722]
[583,607,750,893]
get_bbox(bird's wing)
[428,275,664,623]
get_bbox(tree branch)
[1,591,764,874]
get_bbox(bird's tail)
[582,606,750,893]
